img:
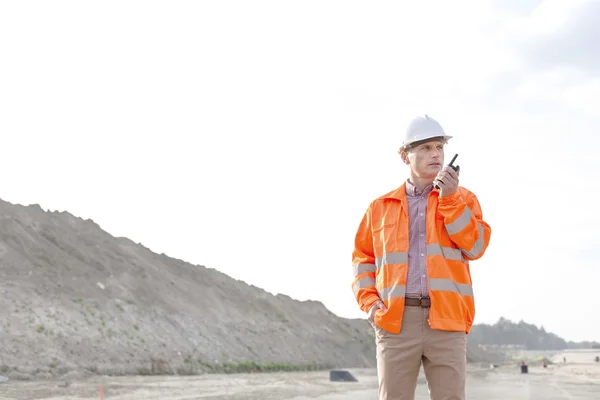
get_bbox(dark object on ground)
[521,365,528,374]
[330,370,358,382]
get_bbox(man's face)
[402,139,445,180]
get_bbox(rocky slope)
[0,199,376,379]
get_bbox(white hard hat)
[400,114,452,150]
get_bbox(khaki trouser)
[375,305,467,400]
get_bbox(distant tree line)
[468,317,600,350]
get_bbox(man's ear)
[399,149,410,165]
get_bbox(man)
[351,115,491,400]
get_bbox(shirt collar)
[405,179,433,197]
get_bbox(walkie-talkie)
[434,153,459,189]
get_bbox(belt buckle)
[418,296,430,308]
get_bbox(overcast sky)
[1,0,599,342]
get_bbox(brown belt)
[405,297,431,308]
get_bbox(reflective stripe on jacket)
[351,183,491,334]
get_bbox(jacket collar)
[382,182,408,201]
[382,180,440,202]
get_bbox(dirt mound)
[0,199,376,379]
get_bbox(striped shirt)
[405,179,433,298]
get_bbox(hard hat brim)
[400,134,453,151]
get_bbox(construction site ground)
[1,350,598,400]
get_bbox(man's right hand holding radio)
[435,165,460,197]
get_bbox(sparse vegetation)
[198,360,331,374]
[125,358,335,377]
[276,312,289,323]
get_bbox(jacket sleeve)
[437,189,491,260]
[351,204,381,313]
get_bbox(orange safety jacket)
[351,182,491,335]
